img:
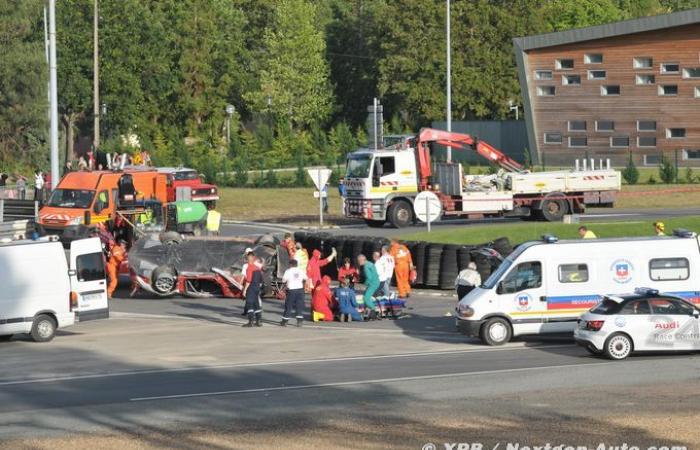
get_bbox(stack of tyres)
[457,245,473,271]
[491,237,513,257]
[438,244,460,290]
[411,243,427,286]
[423,244,444,287]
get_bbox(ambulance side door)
[69,237,109,321]
[544,262,596,333]
[496,260,547,335]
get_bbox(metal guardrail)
[0,220,31,241]
[0,199,39,222]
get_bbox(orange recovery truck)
[38,169,168,239]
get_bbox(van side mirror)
[84,211,91,225]
[693,309,699,318]
[496,281,504,295]
[93,201,103,214]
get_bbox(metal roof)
[513,8,700,51]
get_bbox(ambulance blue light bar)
[542,235,558,243]
[634,287,659,296]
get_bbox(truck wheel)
[388,200,413,228]
[152,265,178,295]
[30,314,56,343]
[159,231,182,246]
[603,333,633,360]
[364,219,385,228]
[539,194,568,222]
[479,317,512,346]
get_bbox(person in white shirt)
[280,259,307,327]
[455,262,482,300]
[376,245,395,298]
[33,170,44,201]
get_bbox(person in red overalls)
[311,276,336,322]
[306,248,336,287]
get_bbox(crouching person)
[281,259,306,327]
[311,276,336,322]
[334,277,362,322]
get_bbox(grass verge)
[399,216,700,245]
[215,185,700,222]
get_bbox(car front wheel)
[604,333,633,360]
[480,317,512,346]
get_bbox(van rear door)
[69,237,109,321]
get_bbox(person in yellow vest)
[578,226,597,239]
[653,221,666,236]
[206,204,221,236]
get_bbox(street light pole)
[48,0,59,189]
[225,104,235,145]
[93,0,100,149]
[446,0,452,162]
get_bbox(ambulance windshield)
[482,259,512,289]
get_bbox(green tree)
[659,156,677,184]
[245,0,333,129]
[621,152,639,185]
[0,0,47,170]
[541,0,625,31]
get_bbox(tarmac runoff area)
[0,291,699,449]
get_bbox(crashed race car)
[128,232,289,298]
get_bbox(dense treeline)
[2,0,699,185]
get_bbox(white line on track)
[0,345,574,387]
[130,361,613,402]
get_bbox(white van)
[455,231,700,345]
[0,236,108,342]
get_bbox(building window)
[584,53,603,64]
[658,85,678,96]
[569,136,587,148]
[635,74,655,85]
[601,85,620,96]
[543,132,563,144]
[683,149,700,160]
[695,87,700,98]
[556,58,574,70]
[638,136,657,147]
[666,128,686,139]
[660,62,680,74]
[588,70,606,80]
[683,68,700,79]
[568,120,586,132]
[562,74,581,86]
[596,120,614,132]
[643,154,661,165]
[610,136,630,148]
[633,57,653,69]
[637,120,656,132]
[535,70,553,80]
[537,86,555,96]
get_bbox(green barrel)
[174,201,207,224]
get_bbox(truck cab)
[158,167,219,207]
[38,170,168,239]
[344,136,418,227]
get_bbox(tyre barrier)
[292,232,511,290]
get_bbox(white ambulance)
[0,236,108,342]
[455,231,700,345]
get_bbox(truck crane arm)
[416,128,524,187]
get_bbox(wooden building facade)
[514,9,700,167]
